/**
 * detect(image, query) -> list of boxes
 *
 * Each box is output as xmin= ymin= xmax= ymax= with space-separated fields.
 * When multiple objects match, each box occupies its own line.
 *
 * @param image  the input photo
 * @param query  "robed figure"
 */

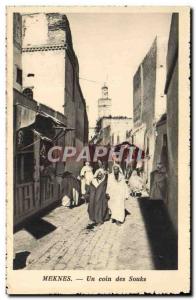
xmin=87 ymin=168 xmax=110 ymax=225
xmin=107 ymin=164 xmax=129 ymax=225
xmin=150 ymin=162 xmax=167 ymax=201
xmin=61 ymin=171 xmax=81 ymax=208
xmin=80 ymin=161 xmax=94 ymax=197
xmin=128 ymin=170 xmax=144 ymax=196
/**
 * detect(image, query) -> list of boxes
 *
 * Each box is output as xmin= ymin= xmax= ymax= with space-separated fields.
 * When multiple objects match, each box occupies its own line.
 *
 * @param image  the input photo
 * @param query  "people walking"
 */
xmin=80 ymin=161 xmax=94 ymax=201
xmin=106 ymin=164 xmax=129 ymax=225
xmin=61 ymin=171 xmax=81 ymax=208
xmin=128 ymin=170 xmax=144 ymax=197
xmin=87 ymin=168 xmax=110 ymax=226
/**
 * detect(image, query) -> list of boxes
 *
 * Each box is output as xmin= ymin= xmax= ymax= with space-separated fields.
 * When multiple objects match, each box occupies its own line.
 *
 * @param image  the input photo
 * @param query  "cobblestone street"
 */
xmin=14 ymin=196 xmax=177 ymax=270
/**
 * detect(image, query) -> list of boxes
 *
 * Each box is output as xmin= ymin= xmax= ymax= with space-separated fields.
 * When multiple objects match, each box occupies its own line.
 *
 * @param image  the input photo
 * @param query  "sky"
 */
xmin=67 ymin=13 xmax=172 ymax=128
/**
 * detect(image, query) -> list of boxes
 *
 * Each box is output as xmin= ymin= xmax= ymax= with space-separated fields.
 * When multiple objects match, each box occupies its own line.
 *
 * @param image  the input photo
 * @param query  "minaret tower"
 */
xmin=98 ymin=83 xmax=112 ymax=118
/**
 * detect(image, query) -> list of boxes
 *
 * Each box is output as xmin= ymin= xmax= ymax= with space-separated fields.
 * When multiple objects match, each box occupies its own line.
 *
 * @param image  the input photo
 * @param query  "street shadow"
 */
xmin=137 ymin=197 xmax=178 ymax=270
xmin=24 ymin=218 xmax=57 ymax=239
xmin=13 ymin=251 xmax=30 ymax=270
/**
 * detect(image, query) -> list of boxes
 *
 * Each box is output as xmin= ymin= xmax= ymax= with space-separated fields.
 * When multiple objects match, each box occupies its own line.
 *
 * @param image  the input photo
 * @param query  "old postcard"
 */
xmin=6 ymin=6 xmax=190 ymax=294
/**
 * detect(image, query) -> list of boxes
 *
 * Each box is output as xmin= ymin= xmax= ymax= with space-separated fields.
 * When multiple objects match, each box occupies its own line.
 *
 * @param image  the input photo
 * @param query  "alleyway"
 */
xmin=14 ymin=197 xmax=177 ymax=271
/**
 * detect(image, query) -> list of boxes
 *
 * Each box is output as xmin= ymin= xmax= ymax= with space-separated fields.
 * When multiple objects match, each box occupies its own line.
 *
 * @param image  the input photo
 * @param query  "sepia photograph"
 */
xmin=6 ymin=6 xmax=190 ymax=295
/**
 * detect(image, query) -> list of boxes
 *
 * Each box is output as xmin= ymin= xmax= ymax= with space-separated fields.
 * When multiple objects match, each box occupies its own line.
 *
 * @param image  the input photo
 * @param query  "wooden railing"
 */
xmin=14 ymin=180 xmax=62 ymax=226
xmin=14 ymin=182 xmax=35 ymax=224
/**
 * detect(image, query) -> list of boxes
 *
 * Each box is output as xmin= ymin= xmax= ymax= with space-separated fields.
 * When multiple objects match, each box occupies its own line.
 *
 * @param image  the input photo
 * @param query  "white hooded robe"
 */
xmin=106 ymin=172 xmax=129 ymax=223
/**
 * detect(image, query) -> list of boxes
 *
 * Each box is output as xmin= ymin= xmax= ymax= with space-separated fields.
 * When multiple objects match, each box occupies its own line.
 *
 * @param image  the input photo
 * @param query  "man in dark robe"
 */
xmin=87 ymin=168 xmax=110 ymax=225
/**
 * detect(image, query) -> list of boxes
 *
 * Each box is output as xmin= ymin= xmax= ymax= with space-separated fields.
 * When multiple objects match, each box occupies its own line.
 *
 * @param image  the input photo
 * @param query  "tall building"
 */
xmin=94 ymin=116 xmax=132 ymax=146
xmin=98 ymin=84 xmax=112 ymax=118
xmin=164 ymin=13 xmax=178 ymax=232
xmin=132 ymin=36 xmax=168 ymax=186
xmin=21 ymin=13 xmax=88 ymax=174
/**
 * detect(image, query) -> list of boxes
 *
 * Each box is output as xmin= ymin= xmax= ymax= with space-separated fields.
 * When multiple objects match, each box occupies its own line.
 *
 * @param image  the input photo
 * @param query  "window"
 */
xmin=16 ymin=67 xmax=22 ymax=85
xmin=27 ymin=73 xmax=35 ymax=77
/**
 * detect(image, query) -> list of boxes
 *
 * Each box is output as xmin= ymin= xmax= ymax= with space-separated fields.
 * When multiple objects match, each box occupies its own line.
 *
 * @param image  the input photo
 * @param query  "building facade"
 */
xmin=13 ymin=13 xmax=89 ymax=226
xmin=20 ymin=13 xmax=88 ymax=175
xmin=95 ymin=116 xmax=133 ymax=146
xmin=132 ymin=37 xmax=168 ymax=187
xmin=132 ymin=15 xmax=179 ymax=233
xmin=164 ymin=14 xmax=178 ymax=233
xmin=14 ymin=88 xmax=69 ymax=227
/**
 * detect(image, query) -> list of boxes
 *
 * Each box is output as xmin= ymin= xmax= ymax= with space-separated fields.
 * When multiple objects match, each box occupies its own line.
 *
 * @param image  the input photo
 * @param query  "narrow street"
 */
xmin=8 ymin=9 xmax=190 ymax=296
xmin=14 ymin=197 xmax=177 ymax=271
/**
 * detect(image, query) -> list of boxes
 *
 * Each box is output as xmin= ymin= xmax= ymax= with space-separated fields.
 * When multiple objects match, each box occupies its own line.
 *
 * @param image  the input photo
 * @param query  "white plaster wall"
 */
xmin=22 ymin=50 xmax=65 ymax=113
xmin=101 ymin=118 xmax=133 ymax=145
xmin=110 ymin=119 xmax=133 ymax=144
xmin=22 ymin=14 xmax=49 ymax=47
xmin=132 ymin=124 xmax=146 ymax=150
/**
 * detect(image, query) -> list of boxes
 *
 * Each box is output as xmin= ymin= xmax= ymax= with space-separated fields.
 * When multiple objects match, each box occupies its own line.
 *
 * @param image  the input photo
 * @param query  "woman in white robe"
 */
xmin=128 ymin=170 xmax=144 ymax=195
xmin=106 ymin=164 xmax=129 ymax=224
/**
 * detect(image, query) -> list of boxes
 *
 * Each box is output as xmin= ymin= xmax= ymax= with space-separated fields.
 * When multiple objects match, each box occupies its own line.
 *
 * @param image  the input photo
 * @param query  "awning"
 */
xmin=37 ymin=111 xmax=67 ymax=128
xmin=16 ymin=111 xmax=74 ymax=151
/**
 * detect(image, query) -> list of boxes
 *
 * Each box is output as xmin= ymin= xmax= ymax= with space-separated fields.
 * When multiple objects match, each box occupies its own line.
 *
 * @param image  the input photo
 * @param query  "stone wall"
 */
xmin=142 ymin=39 xmax=157 ymax=129
xmin=165 ymin=14 xmax=178 ymax=233
xmin=133 ymin=66 xmax=142 ymax=127
xmin=22 ymin=13 xmax=67 ymax=48
xmin=132 ymin=37 xmax=167 ymax=186
xmin=167 ymin=61 xmax=178 ymax=232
